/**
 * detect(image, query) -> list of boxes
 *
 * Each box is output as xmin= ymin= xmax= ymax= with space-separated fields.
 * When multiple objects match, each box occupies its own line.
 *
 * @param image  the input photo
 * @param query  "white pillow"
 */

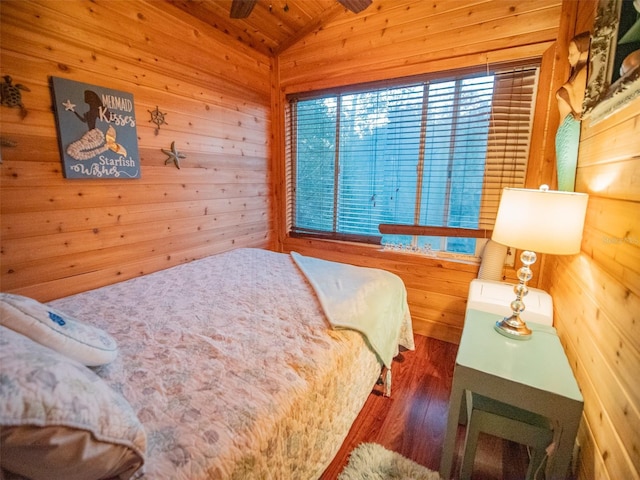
xmin=0 ymin=293 xmax=118 ymax=366
xmin=0 ymin=326 xmax=145 ymax=480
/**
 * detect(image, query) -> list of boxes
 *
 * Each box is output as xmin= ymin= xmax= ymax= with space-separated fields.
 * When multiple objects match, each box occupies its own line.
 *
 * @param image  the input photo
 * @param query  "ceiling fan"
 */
xmin=230 ymin=0 xmax=372 ymax=19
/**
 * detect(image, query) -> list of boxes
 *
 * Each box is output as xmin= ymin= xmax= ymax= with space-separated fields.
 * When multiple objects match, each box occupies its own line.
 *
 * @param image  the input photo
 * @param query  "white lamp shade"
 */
xmin=492 ymin=187 xmax=588 ymax=255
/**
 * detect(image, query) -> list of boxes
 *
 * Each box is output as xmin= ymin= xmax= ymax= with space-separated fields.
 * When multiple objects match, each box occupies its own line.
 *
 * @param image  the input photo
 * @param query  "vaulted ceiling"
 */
xmin=166 ymin=0 xmax=373 ymax=57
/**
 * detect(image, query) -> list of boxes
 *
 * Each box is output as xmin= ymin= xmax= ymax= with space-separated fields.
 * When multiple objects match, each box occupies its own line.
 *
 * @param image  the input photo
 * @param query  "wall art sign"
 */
xmin=51 ymin=77 xmax=140 ymax=179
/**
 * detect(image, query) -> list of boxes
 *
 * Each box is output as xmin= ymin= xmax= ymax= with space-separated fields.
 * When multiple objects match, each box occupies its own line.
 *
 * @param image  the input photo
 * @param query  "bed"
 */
xmin=0 ymin=248 xmax=414 ymax=479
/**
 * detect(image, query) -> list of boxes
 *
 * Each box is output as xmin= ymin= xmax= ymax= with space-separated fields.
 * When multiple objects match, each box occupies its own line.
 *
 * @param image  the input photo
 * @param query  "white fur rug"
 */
xmin=337 ymin=443 xmax=441 ymax=480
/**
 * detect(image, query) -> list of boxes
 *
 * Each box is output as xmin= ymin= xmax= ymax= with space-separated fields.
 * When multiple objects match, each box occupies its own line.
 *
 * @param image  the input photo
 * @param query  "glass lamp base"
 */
xmin=494 ymin=315 xmax=532 ymax=340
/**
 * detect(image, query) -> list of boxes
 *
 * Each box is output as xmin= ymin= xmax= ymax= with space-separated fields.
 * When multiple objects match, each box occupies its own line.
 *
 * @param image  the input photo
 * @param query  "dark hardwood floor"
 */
xmin=320 ymin=334 xmax=529 ymax=480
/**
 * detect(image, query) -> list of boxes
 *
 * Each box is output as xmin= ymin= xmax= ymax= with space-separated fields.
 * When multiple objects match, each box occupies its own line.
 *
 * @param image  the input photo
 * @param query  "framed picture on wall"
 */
xmin=50 ymin=77 xmax=141 ymax=179
xmin=582 ymin=0 xmax=640 ymax=123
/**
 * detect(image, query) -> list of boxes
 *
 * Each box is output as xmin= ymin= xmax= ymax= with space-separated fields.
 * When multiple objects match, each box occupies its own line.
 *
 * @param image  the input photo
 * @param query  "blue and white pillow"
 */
xmin=0 ymin=293 xmax=118 ymax=366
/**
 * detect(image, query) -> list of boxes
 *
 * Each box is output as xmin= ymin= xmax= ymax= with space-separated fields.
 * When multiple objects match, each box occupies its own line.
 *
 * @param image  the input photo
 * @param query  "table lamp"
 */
xmin=491 ymin=185 xmax=588 ymax=339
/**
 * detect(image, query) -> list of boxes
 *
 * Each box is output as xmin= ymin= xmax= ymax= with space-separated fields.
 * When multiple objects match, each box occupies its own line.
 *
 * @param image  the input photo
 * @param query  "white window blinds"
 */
xmin=286 ymin=64 xmax=539 ymax=254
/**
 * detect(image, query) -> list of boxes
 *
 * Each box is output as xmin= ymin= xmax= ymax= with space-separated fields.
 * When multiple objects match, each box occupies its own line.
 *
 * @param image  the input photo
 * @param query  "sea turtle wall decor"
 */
xmin=148 ymin=105 xmax=167 ymax=136
xmin=162 ymin=141 xmax=186 ymax=169
xmin=1 ymin=75 xmax=30 ymax=118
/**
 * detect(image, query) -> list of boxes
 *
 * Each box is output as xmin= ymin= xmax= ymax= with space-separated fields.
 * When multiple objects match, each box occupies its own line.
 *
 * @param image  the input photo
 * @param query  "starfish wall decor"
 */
xmin=162 ymin=141 xmax=186 ymax=169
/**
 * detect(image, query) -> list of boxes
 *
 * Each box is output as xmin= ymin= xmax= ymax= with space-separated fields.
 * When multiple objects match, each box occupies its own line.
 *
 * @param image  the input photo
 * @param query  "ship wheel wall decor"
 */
xmin=148 ymin=106 xmax=167 ymax=135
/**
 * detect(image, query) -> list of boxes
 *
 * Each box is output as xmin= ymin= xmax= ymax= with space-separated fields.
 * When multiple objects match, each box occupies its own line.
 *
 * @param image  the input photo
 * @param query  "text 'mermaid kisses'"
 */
xmin=100 ymin=94 xmax=135 ymax=127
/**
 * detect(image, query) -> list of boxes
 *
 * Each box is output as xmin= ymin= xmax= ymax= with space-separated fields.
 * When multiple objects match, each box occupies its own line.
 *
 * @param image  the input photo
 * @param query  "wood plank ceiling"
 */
xmin=166 ymin=0 xmax=372 ymax=56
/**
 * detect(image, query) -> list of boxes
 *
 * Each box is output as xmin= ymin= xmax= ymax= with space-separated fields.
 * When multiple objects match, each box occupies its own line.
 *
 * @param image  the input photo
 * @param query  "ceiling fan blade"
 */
xmin=337 ymin=0 xmax=372 ymax=13
xmin=230 ymin=0 xmax=258 ymax=19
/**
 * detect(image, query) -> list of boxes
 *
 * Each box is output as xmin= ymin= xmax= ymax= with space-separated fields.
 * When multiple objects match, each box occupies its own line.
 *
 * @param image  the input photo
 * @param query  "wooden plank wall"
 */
xmin=273 ymin=0 xmax=563 ymax=343
xmin=540 ymin=1 xmax=640 ymax=476
xmin=0 ymin=0 xmax=273 ymax=302
xmin=545 ymin=100 xmax=640 ymax=480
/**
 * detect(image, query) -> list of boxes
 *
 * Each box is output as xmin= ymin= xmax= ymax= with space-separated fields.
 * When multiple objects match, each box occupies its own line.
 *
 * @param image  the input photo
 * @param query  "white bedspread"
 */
xmin=46 ymin=248 xmax=414 ymax=479
xmin=290 ymin=251 xmax=414 ymax=369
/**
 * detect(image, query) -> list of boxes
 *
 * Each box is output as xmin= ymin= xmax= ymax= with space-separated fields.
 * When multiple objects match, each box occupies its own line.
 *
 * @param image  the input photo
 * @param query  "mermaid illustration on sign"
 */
xmin=65 ymin=89 xmax=127 ymax=161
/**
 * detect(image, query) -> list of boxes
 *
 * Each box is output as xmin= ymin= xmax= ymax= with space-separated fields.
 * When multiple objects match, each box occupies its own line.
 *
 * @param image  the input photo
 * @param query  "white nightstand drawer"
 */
xmin=467 ymin=278 xmax=553 ymax=326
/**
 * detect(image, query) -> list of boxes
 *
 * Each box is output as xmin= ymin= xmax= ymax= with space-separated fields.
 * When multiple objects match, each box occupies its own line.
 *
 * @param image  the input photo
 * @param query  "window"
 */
xmin=286 ymin=65 xmax=539 ymax=256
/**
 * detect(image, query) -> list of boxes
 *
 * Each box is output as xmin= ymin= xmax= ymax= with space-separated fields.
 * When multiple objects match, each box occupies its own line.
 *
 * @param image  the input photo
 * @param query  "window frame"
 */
xmin=284 ymin=61 xmax=540 ymax=259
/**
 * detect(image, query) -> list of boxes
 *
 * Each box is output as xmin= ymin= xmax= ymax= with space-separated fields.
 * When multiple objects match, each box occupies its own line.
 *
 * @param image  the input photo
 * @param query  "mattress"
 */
xmin=48 ymin=248 xmax=414 ymax=479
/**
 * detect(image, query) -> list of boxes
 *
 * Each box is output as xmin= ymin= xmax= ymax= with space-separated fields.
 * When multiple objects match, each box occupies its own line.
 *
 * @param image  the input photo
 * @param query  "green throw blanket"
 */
xmin=291 ymin=252 xmax=411 ymax=394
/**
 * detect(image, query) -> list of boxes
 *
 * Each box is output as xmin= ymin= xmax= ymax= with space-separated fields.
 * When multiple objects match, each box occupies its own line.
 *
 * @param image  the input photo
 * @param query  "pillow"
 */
xmin=0 ymin=326 xmax=146 ymax=480
xmin=0 ymin=292 xmax=117 ymax=366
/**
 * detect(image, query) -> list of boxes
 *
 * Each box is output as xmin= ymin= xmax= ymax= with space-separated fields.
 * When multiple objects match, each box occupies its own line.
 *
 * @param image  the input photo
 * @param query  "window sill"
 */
xmin=282 ymin=235 xmax=481 ymax=269
xmin=381 ymin=245 xmax=481 ymax=265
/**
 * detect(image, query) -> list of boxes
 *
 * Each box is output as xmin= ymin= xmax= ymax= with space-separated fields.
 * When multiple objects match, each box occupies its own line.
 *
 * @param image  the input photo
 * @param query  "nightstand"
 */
xmin=439 ymin=309 xmax=583 ymax=480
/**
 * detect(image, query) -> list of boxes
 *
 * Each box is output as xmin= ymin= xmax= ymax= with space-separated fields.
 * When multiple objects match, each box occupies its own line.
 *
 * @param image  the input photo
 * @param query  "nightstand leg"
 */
xmin=440 ymin=371 xmax=464 ymax=480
